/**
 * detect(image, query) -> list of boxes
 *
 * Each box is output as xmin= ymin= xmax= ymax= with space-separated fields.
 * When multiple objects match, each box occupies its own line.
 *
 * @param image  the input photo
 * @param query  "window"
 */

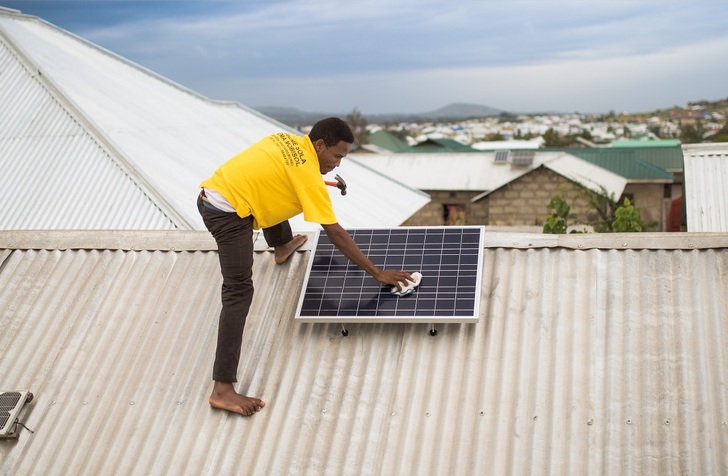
xmin=443 ymin=204 xmax=466 ymax=226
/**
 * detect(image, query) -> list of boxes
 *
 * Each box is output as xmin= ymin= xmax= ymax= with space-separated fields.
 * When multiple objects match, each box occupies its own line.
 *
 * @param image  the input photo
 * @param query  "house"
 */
xmin=354 ymin=144 xmax=684 ymax=231
xmin=408 ymin=137 xmax=476 ymax=153
xmin=362 ymin=130 xmax=411 ymax=154
xmin=0 ymin=7 xmax=429 ymax=231
xmin=548 ymin=146 xmax=684 ymax=231
xmin=353 ymin=151 xmax=630 ymax=228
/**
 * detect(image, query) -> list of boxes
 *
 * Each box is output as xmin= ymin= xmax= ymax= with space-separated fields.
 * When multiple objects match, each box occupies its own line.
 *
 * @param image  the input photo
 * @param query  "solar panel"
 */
xmin=295 ymin=226 xmax=484 ymax=324
xmin=0 ymin=390 xmax=33 ymax=439
xmin=494 ymin=149 xmax=509 ymax=163
xmin=510 ymin=150 xmax=535 ymax=166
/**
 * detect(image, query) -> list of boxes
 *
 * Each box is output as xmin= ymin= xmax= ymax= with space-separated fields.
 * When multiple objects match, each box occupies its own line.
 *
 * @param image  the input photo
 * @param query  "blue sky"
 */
xmin=3 ymin=0 xmax=728 ymax=115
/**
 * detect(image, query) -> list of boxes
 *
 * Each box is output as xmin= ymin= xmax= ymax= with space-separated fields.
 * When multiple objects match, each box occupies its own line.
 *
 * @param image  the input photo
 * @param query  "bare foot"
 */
xmin=209 ymin=381 xmax=265 ymax=416
xmin=274 ymin=234 xmax=308 ymax=264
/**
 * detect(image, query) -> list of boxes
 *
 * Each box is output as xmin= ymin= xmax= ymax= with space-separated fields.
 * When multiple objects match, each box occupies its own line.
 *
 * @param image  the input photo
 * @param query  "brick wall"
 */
xmin=623 ymin=183 xmax=667 ymax=231
xmin=402 ymin=191 xmax=488 ymax=226
xmin=487 ymin=167 xmax=591 ymax=227
xmin=401 ymin=166 xmax=667 ymax=230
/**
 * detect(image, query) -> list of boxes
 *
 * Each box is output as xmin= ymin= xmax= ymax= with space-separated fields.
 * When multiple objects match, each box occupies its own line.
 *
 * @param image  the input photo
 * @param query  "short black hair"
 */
xmin=309 ymin=117 xmax=354 ymax=147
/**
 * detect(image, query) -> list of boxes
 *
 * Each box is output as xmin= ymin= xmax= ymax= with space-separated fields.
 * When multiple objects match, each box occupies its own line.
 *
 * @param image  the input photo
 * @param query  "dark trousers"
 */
xmin=197 ymin=193 xmax=292 ymax=382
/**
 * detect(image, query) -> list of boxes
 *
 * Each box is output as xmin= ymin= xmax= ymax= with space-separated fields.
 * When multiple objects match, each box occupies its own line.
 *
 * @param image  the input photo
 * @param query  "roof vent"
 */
xmin=510 ymin=150 xmax=535 ymax=167
xmin=493 ymin=150 xmax=509 ymax=164
xmin=0 ymin=390 xmax=34 ymax=439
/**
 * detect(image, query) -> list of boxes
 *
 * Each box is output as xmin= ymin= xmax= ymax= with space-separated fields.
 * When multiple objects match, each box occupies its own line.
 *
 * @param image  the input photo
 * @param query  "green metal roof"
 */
xmin=365 ymin=130 xmax=411 ymax=153
xmin=548 ymin=147 xmax=676 ymax=181
xmin=608 ymin=141 xmax=685 ymax=169
xmin=408 ymin=138 xmax=476 ymax=153
xmin=611 ymin=139 xmax=681 ymax=148
xmin=626 ymin=146 xmax=684 ymax=171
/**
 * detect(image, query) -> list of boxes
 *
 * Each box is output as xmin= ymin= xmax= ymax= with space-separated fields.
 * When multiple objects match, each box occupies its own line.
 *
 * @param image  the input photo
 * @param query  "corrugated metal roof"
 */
xmin=0 ymin=9 xmax=429 ymax=232
xmin=2 ymin=229 xmax=727 ymax=475
xmin=354 ymin=152 xmax=627 ymax=200
xmin=0 ymin=25 xmax=177 ymax=230
xmin=611 ymin=139 xmax=681 ymax=149
xmin=540 ymin=153 xmax=628 ymax=198
xmin=683 ymin=143 xmax=728 ymax=232
xmin=547 ymin=148 xmax=677 ymax=181
xmin=408 ymin=138 xmax=476 ymax=153
xmin=365 ymin=130 xmax=412 ymax=153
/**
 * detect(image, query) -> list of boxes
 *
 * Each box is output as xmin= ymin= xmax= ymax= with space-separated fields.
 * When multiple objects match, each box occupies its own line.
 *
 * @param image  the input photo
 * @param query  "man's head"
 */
xmin=309 ymin=117 xmax=354 ymax=147
xmin=309 ymin=117 xmax=354 ymax=175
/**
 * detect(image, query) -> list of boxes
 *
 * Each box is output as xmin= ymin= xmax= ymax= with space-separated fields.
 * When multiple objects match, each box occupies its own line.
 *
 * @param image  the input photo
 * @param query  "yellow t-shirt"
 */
xmin=200 ymin=133 xmax=337 ymax=229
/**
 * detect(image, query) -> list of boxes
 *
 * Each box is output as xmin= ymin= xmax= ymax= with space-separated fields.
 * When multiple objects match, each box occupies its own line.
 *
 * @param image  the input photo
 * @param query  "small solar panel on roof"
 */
xmin=295 ymin=227 xmax=484 ymax=324
xmin=510 ymin=150 xmax=535 ymax=166
xmin=0 ymin=390 xmax=33 ymax=439
xmin=494 ymin=150 xmax=509 ymax=163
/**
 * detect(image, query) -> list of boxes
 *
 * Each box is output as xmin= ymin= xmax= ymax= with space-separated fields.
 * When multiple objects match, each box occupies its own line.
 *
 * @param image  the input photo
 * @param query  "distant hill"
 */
xmin=425 ymin=102 xmax=503 ymax=119
xmin=255 ymin=102 xmax=506 ymax=127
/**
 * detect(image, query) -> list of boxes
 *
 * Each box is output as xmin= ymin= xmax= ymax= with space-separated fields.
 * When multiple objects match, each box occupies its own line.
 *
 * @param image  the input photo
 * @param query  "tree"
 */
xmin=543 ymin=187 xmax=652 ymax=234
xmin=346 ymin=107 xmax=368 ymax=145
xmin=611 ymin=197 xmax=643 ymax=232
xmin=542 ymin=128 xmax=568 ymax=147
xmin=542 ymin=194 xmax=577 ymax=234
xmin=711 ymin=124 xmax=728 ymax=142
xmin=679 ymin=120 xmax=706 ymax=144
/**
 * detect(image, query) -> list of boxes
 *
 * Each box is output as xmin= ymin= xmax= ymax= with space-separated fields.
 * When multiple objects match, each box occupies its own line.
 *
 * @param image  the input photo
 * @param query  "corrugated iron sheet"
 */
xmin=354 ymin=152 xmax=627 ymax=200
xmin=683 ymin=143 xmax=728 ymax=232
xmin=0 ymin=11 xmax=429 ymax=232
xmin=2 ymin=230 xmax=727 ymax=475
xmin=0 ymin=32 xmax=176 ymax=230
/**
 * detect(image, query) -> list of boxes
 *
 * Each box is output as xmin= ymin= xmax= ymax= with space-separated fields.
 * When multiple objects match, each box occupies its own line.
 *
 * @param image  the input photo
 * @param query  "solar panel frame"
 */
xmin=294 ymin=226 xmax=485 ymax=324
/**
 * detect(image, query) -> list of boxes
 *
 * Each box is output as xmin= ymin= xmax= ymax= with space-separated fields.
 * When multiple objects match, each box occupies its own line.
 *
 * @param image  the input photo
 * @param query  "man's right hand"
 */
xmin=373 ymin=269 xmax=415 ymax=292
xmin=322 ymin=223 xmax=414 ymax=291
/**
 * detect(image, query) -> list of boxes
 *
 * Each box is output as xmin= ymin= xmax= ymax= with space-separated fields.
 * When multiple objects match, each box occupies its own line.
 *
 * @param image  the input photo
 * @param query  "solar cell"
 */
xmin=295 ymin=227 xmax=484 ymax=324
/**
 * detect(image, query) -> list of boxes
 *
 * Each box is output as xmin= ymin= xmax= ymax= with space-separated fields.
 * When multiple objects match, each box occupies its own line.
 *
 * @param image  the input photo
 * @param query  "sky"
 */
xmin=2 ymin=0 xmax=728 ymax=115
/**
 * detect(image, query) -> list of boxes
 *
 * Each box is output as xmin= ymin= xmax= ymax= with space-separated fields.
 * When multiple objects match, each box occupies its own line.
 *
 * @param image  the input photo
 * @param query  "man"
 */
xmin=197 ymin=117 xmax=413 ymax=416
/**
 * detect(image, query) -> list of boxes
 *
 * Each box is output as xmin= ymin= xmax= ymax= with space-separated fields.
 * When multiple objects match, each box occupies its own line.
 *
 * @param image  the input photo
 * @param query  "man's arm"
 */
xmin=321 ymin=223 xmax=413 ymax=290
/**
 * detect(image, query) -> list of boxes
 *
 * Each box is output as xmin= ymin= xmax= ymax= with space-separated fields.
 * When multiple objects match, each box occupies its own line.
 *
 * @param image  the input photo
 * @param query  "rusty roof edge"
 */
xmin=2 ymin=230 xmax=727 ymax=252
xmin=484 ymin=231 xmax=728 ymax=250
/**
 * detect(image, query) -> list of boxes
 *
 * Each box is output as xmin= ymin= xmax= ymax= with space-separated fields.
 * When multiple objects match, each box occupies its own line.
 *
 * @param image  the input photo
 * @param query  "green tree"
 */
xmin=543 ymin=188 xmax=652 ymax=234
xmin=542 ymin=128 xmax=568 ymax=147
xmin=543 ymin=195 xmax=577 ymax=234
xmin=611 ymin=197 xmax=643 ymax=232
xmin=711 ymin=124 xmax=728 ymax=142
xmin=679 ymin=120 xmax=706 ymax=144
xmin=346 ymin=107 xmax=368 ymax=145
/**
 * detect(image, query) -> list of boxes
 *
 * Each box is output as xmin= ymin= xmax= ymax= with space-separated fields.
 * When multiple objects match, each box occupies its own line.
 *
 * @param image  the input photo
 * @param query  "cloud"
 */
xmin=79 ymin=1 xmax=728 ymax=76
xmin=13 ymin=0 xmax=728 ymax=113
xmin=213 ymin=34 xmax=728 ymax=114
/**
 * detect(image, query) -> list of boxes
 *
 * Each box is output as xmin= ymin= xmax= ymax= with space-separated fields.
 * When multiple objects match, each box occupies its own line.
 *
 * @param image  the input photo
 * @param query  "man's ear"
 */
xmin=313 ymin=139 xmax=326 ymax=154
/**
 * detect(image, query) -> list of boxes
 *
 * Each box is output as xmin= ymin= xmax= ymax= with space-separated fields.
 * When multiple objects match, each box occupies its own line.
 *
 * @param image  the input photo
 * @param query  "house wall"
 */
xmin=402 ymin=191 xmax=487 ymax=226
xmin=623 ymin=183 xmax=668 ymax=231
xmin=487 ymin=167 xmax=590 ymax=227
xmin=402 ymin=167 xmax=668 ymax=231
